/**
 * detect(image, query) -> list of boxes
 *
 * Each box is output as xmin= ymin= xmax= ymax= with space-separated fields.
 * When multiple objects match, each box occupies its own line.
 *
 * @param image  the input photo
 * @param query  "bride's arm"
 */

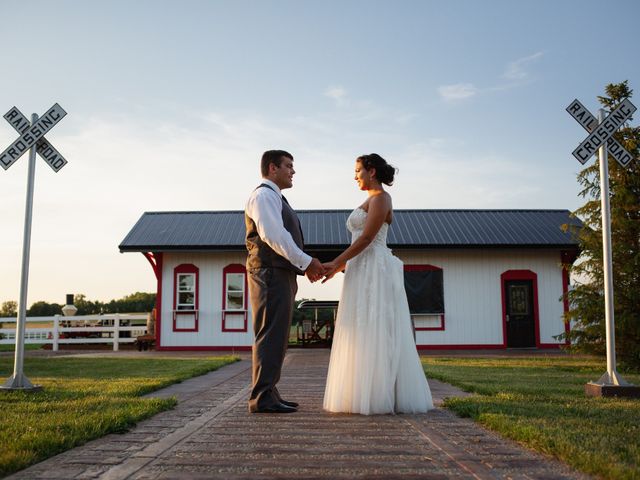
xmin=322 ymin=194 xmax=391 ymax=282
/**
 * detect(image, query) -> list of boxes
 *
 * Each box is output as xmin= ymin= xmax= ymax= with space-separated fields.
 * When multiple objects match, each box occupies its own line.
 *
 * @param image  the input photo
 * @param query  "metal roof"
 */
xmin=119 ymin=209 xmax=581 ymax=252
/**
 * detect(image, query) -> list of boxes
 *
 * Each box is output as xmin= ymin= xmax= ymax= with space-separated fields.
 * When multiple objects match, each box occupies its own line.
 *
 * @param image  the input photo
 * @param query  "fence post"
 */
xmin=53 ymin=315 xmax=59 ymax=351
xmin=113 ymin=314 xmax=120 ymax=352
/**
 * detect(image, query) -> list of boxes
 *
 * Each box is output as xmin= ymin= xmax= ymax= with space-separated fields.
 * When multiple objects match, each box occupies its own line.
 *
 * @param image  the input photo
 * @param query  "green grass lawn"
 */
xmin=0 ymin=355 xmax=238 ymax=477
xmin=422 ymin=356 xmax=640 ymax=480
xmin=0 ymin=344 xmax=45 ymax=352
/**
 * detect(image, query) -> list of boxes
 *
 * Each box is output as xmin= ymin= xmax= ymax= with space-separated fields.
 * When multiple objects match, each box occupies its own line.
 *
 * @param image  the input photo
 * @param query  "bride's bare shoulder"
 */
xmin=371 ymin=191 xmax=392 ymax=206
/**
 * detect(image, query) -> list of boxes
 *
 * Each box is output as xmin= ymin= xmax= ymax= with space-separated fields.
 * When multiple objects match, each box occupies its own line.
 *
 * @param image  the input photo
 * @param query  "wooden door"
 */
xmin=505 ymin=280 xmax=535 ymax=348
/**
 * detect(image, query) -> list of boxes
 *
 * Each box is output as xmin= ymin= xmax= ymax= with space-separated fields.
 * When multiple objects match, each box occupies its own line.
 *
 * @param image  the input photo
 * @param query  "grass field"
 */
xmin=0 ymin=355 xmax=238 ymax=477
xmin=0 ymin=344 xmax=44 ymax=352
xmin=422 ymin=356 xmax=640 ymax=480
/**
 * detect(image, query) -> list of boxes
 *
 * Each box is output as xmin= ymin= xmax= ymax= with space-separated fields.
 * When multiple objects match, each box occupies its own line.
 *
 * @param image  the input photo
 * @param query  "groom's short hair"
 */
xmin=261 ymin=150 xmax=293 ymax=177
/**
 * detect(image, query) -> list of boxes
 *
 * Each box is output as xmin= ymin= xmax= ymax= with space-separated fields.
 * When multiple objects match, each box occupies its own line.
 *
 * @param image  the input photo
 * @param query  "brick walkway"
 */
xmin=8 ymin=350 xmax=589 ymax=479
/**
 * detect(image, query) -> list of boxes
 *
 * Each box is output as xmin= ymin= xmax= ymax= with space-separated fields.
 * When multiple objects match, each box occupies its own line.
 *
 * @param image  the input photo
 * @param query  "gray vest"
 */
xmin=245 ymin=184 xmax=305 ymax=275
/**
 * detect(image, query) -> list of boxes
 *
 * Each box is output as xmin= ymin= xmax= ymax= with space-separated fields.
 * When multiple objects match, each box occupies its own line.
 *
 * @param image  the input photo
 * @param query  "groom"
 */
xmin=245 ymin=150 xmax=325 ymax=413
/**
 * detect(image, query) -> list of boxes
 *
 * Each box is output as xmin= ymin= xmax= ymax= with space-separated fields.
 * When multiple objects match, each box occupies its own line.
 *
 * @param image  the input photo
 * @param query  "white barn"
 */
xmin=119 ymin=209 xmax=580 ymax=351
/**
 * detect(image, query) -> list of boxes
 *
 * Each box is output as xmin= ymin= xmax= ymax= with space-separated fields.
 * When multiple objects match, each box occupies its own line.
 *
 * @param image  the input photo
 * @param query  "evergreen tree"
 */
xmin=562 ymin=81 xmax=640 ymax=368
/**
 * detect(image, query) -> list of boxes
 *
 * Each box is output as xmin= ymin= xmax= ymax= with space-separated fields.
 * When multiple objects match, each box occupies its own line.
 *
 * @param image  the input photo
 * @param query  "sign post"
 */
xmin=567 ymin=98 xmax=640 ymax=398
xmin=1 ymin=104 xmax=68 ymax=391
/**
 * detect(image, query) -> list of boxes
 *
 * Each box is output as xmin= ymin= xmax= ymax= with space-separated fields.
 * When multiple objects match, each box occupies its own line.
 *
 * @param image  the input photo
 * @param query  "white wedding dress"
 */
xmin=323 ymin=207 xmax=433 ymax=414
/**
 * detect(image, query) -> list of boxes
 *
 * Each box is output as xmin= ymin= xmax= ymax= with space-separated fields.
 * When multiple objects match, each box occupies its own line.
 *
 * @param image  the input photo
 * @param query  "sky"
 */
xmin=1 ymin=0 xmax=638 ymax=307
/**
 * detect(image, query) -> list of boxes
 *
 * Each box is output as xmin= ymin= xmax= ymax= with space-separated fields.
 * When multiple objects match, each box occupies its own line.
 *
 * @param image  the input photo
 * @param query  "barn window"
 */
xmin=177 ymin=274 xmax=196 ymax=310
xmin=173 ymin=264 xmax=199 ymax=331
xmin=222 ymin=264 xmax=248 ymax=332
xmin=404 ymin=264 xmax=445 ymax=331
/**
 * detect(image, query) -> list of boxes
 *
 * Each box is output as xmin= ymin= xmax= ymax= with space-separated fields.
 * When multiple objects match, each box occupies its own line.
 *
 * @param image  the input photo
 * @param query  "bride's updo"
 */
xmin=357 ymin=153 xmax=397 ymax=186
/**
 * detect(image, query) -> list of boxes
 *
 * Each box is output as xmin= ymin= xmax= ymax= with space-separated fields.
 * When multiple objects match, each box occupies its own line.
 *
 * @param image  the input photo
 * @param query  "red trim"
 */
xmin=156 ymin=345 xmax=252 ymax=351
xmin=416 ymin=343 xmax=563 ymax=350
xmin=413 ymin=314 xmax=445 ymax=331
xmin=221 ymin=264 xmax=248 ymax=332
xmin=142 ymin=252 xmax=163 ymax=348
xmin=142 ymin=252 xmax=160 ymax=280
xmin=173 ymin=264 xmax=199 ymax=332
xmin=404 ymin=264 xmax=445 ymax=331
xmin=560 ymin=251 xmax=574 ymax=344
xmin=173 ymin=310 xmax=199 ymax=332
xmin=416 ymin=344 xmax=505 ymax=350
xmin=500 ymin=270 xmax=540 ymax=348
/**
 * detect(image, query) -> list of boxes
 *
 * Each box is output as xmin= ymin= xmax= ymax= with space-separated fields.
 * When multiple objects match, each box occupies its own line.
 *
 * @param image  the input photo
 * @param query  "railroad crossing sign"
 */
xmin=566 ymin=97 xmax=638 ymax=395
xmin=1 ymin=103 xmax=67 ymax=172
xmin=567 ymin=98 xmax=636 ymax=166
xmin=1 ymin=103 xmax=68 ymax=391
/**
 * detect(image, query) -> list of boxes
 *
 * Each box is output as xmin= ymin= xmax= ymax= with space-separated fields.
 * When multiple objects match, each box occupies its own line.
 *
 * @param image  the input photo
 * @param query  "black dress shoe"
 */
xmin=252 ymin=403 xmax=297 ymax=413
xmin=279 ymin=399 xmax=299 ymax=408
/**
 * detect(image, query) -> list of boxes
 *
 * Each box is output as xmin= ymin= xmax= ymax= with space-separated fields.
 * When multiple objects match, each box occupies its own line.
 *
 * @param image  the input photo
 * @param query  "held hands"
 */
xmin=305 ymin=258 xmax=326 ymax=283
xmin=321 ymin=261 xmax=345 ymax=283
xmin=304 ymin=258 xmax=345 ymax=283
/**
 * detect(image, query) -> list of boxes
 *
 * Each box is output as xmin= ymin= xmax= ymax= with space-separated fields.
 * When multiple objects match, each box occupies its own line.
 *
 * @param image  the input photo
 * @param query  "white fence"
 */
xmin=0 ymin=314 xmax=148 ymax=351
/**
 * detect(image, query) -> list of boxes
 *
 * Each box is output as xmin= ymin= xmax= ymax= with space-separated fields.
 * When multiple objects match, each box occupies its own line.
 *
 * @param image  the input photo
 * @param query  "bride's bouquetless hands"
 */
xmin=321 ymin=261 xmax=344 ymax=283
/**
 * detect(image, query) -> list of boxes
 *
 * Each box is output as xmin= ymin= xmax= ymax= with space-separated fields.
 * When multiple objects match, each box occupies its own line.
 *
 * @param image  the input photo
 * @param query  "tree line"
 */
xmin=0 ymin=294 xmax=329 ymax=321
xmin=0 ymin=292 xmax=156 ymax=317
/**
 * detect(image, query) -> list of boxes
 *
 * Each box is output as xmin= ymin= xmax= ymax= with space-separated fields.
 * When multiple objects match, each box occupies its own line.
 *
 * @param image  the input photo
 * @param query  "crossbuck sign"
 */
xmin=1 ymin=103 xmax=68 ymax=391
xmin=566 ymin=97 xmax=637 ymax=393
xmin=567 ymin=98 xmax=636 ymax=166
xmin=1 ymin=103 xmax=67 ymax=172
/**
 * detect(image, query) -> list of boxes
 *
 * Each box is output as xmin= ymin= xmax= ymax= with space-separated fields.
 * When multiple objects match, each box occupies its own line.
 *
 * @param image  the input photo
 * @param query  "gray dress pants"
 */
xmin=247 ymin=267 xmax=298 ymax=411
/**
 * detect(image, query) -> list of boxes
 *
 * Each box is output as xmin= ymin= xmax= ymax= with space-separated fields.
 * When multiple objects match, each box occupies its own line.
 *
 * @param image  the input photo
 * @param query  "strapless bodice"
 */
xmin=347 ymin=207 xmax=389 ymax=247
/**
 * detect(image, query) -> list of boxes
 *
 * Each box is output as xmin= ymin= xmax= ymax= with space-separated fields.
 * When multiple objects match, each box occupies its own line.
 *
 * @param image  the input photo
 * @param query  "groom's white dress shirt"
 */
xmin=245 ymin=179 xmax=312 ymax=272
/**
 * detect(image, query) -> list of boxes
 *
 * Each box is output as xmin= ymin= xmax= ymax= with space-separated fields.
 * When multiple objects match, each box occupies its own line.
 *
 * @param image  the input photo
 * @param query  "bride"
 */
xmin=322 ymin=153 xmax=433 ymax=415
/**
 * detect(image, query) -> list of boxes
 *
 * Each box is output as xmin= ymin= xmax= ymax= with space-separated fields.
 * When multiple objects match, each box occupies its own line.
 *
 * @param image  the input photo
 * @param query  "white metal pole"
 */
xmin=597 ymin=108 xmax=628 ymax=386
xmin=2 ymin=114 xmax=40 ymax=390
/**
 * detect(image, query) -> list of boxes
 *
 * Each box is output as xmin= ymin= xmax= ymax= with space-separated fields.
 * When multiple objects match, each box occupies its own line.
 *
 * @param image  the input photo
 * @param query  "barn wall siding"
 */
xmin=160 ymin=252 xmax=253 ymax=348
xmin=395 ymin=249 xmax=565 ymax=347
xmin=158 ymin=248 xmax=566 ymax=349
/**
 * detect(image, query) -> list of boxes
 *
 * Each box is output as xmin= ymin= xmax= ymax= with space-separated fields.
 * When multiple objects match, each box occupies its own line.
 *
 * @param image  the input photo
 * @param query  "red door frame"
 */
xmin=500 ymin=270 xmax=540 ymax=348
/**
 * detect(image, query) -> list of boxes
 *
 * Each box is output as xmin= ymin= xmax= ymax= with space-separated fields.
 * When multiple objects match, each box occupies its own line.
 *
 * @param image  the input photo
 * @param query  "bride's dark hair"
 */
xmin=357 ymin=153 xmax=397 ymax=186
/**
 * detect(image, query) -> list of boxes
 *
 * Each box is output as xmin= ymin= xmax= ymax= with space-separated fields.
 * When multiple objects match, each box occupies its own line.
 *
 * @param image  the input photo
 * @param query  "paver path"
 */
xmin=9 ymin=349 xmax=588 ymax=479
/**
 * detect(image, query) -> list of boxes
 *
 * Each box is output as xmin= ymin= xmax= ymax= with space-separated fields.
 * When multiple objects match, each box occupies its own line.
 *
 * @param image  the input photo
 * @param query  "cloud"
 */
xmin=437 ymin=83 xmax=479 ymax=102
xmin=324 ymin=85 xmax=348 ymax=106
xmin=438 ymin=52 xmax=544 ymax=102
xmin=503 ymin=52 xmax=543 ymax=81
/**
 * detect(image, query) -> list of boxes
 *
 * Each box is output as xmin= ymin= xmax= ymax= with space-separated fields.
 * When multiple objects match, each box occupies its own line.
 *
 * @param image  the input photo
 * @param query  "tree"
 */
xmin=0 ymin=301 xmax=17 ymax=318
xmin=72 ymin=292 xmax=156 ymax=314
xmin=1 ymin=293 xmax=158 ymax=317
xmin=26 ymin=301 xmax=62 ymax=316
xmin=561 ymin=81 xmax=640 ymax=368
xmin=72 ymin=294 xmax=103 ymax=315
xmin=108 ymin=292 xmax=156 ymax=313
